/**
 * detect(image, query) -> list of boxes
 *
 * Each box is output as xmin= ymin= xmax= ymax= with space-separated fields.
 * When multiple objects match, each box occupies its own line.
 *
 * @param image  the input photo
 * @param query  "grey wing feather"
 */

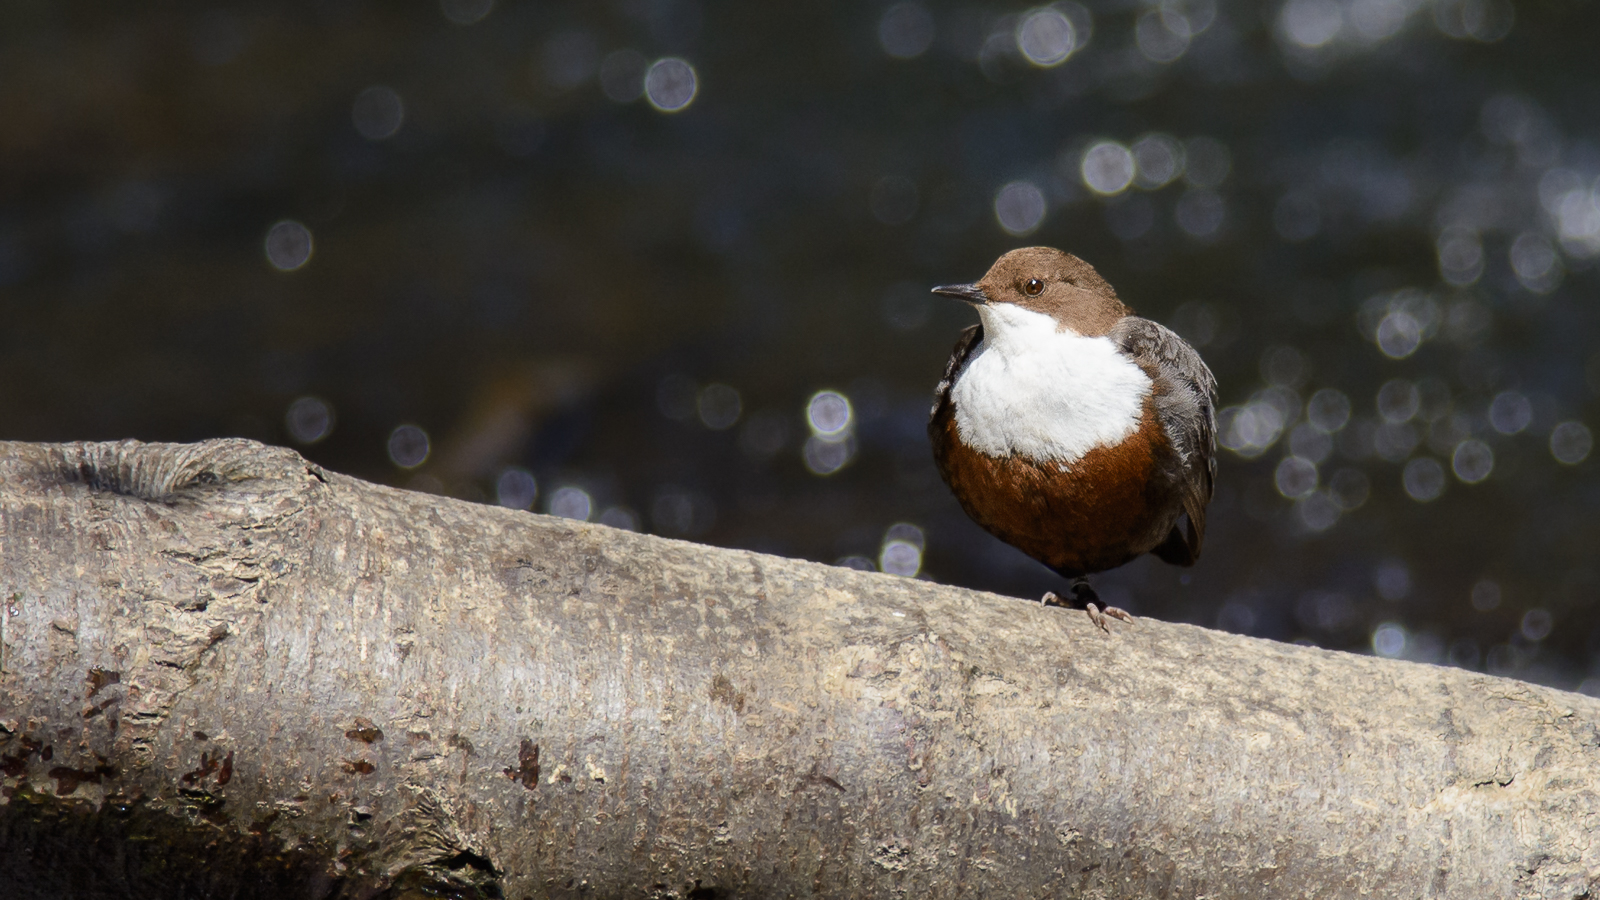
xmin=1108 ymin=316 xmax=1217 ymax=561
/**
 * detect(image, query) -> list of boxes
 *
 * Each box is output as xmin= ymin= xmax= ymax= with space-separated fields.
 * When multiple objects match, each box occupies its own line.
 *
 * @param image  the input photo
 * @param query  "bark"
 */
xmin=1 ymin=438 xmax=1597 ymax=900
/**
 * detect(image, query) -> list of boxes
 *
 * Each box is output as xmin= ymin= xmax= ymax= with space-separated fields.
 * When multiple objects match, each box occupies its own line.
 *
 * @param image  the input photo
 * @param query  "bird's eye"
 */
xmin=1023 ymin=278 xmax=1044 ymax=296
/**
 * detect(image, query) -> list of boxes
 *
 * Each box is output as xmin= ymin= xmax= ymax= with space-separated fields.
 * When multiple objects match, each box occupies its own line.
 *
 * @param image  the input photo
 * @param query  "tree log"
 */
xmin=1 ymin=439 xmax=1597 ymax=899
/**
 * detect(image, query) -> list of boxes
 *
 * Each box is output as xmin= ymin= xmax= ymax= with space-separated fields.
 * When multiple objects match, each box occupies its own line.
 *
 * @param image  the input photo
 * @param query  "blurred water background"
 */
xmin=3 ymin=0 xmax=1598 ymax=689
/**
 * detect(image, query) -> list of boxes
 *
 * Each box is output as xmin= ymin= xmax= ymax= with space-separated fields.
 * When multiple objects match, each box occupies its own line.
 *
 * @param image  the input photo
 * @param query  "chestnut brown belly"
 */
xmin=932 ymin=405 xmax=1180 ymax=577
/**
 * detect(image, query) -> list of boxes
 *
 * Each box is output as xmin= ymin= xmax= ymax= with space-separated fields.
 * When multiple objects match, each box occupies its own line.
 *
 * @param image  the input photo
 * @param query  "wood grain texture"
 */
xmin=1 ymin=439 xmax=1598 ymax=899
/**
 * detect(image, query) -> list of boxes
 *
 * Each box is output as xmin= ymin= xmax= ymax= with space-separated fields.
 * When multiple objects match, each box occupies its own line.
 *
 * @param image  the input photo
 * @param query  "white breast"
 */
xmin=949 ymin=303 xmax=1151 ymax=464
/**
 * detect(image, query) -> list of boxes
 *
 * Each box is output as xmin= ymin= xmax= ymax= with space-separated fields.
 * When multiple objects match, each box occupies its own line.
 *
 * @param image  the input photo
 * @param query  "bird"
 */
xmin=927 ymin=246 xmax=1217 ymax=632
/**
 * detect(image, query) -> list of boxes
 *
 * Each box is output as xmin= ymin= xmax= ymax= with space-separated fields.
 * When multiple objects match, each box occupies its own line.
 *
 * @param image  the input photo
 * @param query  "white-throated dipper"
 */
xmin=928 ymin=247 xmax=1217 ymax=631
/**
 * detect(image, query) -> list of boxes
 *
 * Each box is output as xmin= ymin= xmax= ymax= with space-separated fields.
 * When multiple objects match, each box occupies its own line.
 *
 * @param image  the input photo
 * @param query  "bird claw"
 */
xmin=1042 ymin=584 xmax=1135 ymax=633
xmin=1084 ymin=602 xmax=1136 ymax=633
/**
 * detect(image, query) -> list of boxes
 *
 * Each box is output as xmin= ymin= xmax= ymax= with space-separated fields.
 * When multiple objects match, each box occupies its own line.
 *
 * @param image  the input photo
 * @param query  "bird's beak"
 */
xmin=931 ymin=283 xmax=990 ymax=305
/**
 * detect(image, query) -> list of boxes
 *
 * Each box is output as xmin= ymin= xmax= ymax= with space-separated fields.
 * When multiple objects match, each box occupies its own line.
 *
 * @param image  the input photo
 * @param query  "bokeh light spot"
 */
xmin=599 ymin=506 xmax=640 ymax=531
xmin=1436 ymin=228 xmax=1483 ymax=286
xmin=1329 ymin=468 xmax=1370 ymax=510
xmin=1281 ymin=0 xmax=1345 ymax=48
xmin=1372 ymin=622 xmax=1407 ymax=657
xmin=879 ymin=522 xmax=926 ymax=576
xmin=1081 ymin=142 xmax=1135 ymax=196
xmin=1131 ymin=133 xmax=1184 ymax=189
xmin=352 ymin=86 xmax=404 ymax=141
xmin=285 ymin=396 xmax=334 ymax=444
xmin=1296 ymin=491 xmax=1341 ymax=530
xmin=651 ymin=486 xmax=715 ymax=536
xmin=387 ymin=425 xmax=430 ymax=469
xmin=645 ymin=58 xmax=698 ymax=112
xmin=1550 ymin=421 xmax=1593 ymax=464
xmin=994 ymin=181 xmax=1047 ymax=235
xmin=495 ymin=467 xmax=537 ymax=509
xmin=1219 ymin=400 xmax=1286 ymax=458
xmin=1016 ymin=8 xmax=1076 ymax=66
xmin=549 ymin=486 xmax=593 ymax=521
xmin=1520 ymin=608 xmax=1553 ymax=642
xmin=1435 ymin=0 xmax=1514 ymax=42
xmin=1375 ymin=559 xmax=1411 ymax=600
xmin=1402 ymin=457 xmax=1446 ymax=501
xmin=1485 ymin=644 xmax=1520 ymax=675
xmin=1363 ymin=289 xmax=1440 ymax=359
xmin=1451 ymin=439 xmax=1494 ymax=483
xmin=803 ymin=435 xmax=856 ymax=475
xmin=884 ymin=521 xmax=925 ymax=551
xmin=1307 ymin=389 xmax=1352 ymax=433
xmin=1488 ymin=391 xmax=1532 ymax=435
xmin=804 ymin=390 xmax=857 ymax=475
xmin=264 ymin=220 xmax=313 ymax=271
xmin=1377 ymin=379 xmax=1420 ymax=424
xmin=879 ymin=3 xmax=936 ymax=60
xmin=1552 ymin=182 xmax=1600 ymax=258
xmin=1217 ymin=601 xmax=1257 ymax=634
xmin=1375 ymin=310 xmax=1423 ymax=359
xmin=807 ymin=391 xmax=853 ymax=436
xmin=1136 ymin=9 xmax=1191 ymax=63
xmin=1289 ymin=422 xmax=1334 ymax=463
xmin=1509 ymin=232 xmax=1562 ymax=293
xmin=1275 ymin=456 xmax=1319 ymax=499
xmin=697 ymin=383 xmax=742 ymax=430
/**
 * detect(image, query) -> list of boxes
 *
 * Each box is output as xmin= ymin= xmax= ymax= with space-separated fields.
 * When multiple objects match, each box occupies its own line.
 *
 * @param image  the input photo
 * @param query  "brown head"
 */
xmin=931 ymin=247 xmax=1130 ymax=336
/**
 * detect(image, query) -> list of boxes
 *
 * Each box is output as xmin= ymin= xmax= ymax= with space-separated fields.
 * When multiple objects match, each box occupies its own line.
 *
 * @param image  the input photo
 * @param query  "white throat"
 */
xmin=950 ymin=303 xmax=1150 ymax=464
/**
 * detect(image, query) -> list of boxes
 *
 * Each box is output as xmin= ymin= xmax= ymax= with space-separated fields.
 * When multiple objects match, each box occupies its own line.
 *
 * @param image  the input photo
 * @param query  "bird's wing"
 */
xmin=929 ymin=323 xmax=984 ymax=422
xmin=1108 ymin=316 xmax=1217 ymax=561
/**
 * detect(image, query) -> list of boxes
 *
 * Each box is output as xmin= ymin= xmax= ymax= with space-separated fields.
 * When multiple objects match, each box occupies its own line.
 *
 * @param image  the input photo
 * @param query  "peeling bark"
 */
xmin=1 ymin=439 xmax=1597 ymax=899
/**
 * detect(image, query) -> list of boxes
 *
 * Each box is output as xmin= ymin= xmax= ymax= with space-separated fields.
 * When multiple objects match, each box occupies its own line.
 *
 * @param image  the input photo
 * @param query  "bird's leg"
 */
xmin=1068 ymin=578 xmax=1135 ymax=633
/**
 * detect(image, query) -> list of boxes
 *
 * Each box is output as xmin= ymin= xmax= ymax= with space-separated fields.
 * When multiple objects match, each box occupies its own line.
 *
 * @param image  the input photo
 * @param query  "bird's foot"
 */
xmin=1084 ymin=602 xmax=1136 ymax=634
xmin=1038 ymin=582 xmax=1135 ymax=632
xmin=1069 ymin=579 xmax=1135 ymax=634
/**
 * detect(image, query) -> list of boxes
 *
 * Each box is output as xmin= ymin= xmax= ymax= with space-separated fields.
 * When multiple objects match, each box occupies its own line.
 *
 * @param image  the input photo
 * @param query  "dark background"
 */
xmin=4 ymin=0 xmax=1597 ymax=688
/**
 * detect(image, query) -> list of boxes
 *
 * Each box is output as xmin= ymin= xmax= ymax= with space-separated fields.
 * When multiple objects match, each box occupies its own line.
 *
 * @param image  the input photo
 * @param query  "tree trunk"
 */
xmin=1 ymin=439 xmax=1596 ymax=899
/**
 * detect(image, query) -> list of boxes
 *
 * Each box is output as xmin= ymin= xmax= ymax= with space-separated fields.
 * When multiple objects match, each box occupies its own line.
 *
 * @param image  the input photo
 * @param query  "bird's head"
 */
xmin=932 ymin=247 xmax=1130 ymax=338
